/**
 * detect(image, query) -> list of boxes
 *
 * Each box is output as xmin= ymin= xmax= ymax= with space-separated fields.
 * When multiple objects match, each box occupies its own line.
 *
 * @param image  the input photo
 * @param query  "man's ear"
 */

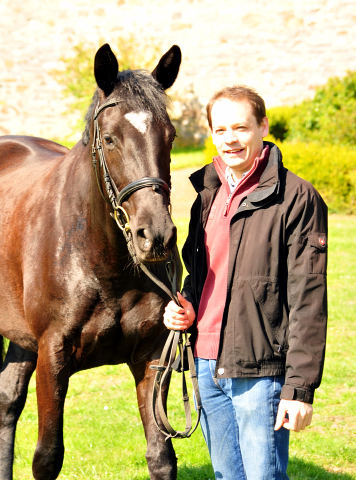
xmin=262 ymin=117 xmax=269 ymax=138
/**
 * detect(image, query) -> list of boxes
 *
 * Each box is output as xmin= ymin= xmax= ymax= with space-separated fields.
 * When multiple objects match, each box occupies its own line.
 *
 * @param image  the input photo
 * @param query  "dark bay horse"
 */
xmin=0 ymin=43 xmax=182 ymax=480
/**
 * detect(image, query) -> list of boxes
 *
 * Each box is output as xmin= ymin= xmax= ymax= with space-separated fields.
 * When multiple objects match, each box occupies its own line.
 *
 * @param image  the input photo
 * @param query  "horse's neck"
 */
xmin=61 ymin=142 xmax=125 ymax=255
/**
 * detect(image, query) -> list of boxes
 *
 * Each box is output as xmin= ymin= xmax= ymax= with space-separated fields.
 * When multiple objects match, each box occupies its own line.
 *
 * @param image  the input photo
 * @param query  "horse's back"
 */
xmin=0 ymin=135 xmax=69 ymax=171
xmin=0 ymin=137 xmax=71 ymax=350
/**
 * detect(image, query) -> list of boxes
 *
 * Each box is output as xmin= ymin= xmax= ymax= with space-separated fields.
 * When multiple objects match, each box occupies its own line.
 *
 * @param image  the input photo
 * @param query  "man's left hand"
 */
xmin=274 ymin=400 xmax=313 ymax=432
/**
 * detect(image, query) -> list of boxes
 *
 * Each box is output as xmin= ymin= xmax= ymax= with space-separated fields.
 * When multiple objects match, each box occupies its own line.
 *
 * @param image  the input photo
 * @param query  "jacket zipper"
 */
xmin=223 ymin=193 xmax=233 ymax=217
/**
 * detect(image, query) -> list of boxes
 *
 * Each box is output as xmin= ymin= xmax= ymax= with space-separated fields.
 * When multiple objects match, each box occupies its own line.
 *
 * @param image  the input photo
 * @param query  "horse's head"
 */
xmin=87 ymin=43 xmax=181 ymax=264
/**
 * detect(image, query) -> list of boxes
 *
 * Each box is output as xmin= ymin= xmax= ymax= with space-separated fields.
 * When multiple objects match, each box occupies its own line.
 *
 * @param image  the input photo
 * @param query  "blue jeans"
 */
xmin=195 ymin=358 xmax=289 ymax=480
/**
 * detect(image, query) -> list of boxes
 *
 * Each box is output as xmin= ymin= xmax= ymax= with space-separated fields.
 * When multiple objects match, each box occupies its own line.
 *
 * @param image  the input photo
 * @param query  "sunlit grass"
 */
xmin=171 ymin=147 xmax=205 ymax=170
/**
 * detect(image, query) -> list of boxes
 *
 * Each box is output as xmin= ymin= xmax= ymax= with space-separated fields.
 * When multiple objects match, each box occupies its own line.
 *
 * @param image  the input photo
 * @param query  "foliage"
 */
xmin=203 ymin=136 xmax=356 ymax=214
xmin=267 ymin=71 xmax=356 ymax=147
xmin=10 ymin=214 xmax=356 ymax=478
xmin=277 ymin=141 xmax=356 ymax=214
xmin=170 ymin=85 xmax=208 ymax=148
xmin=267 ymin=105 xmax=297 ymax=142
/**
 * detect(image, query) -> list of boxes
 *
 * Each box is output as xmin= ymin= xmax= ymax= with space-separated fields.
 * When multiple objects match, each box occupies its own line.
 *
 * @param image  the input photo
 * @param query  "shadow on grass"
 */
xmin=139 ymin=458 xmax=353 ymax=480
xmin=160 ymin=458 xmax=354 ymax=480
xmin=288 ymin=457 xmax=354 ymax=479
xmin=176 ymin=464 xmax=215 ymax=480
xmin=140 ymin=464 xmax=214 ymax=480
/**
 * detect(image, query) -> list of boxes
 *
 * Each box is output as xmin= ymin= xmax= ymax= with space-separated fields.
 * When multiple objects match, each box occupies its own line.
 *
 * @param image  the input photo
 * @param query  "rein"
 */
xmin=91 ymin=98 xmax=201 ymax=440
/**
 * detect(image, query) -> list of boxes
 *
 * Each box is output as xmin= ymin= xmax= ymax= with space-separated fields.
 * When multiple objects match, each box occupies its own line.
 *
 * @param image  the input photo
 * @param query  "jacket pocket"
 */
xmin=248 ymin=279 xmax=288 ymax=354
xmin=307 ymin=233 xmax=327 ymax=275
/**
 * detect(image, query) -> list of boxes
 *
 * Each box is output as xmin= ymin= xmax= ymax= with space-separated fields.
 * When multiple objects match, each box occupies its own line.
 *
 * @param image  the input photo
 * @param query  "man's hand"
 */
xmin=274 ymin=399 xmax=313 ymax=432
xmin=163 ymin=292 xmax=196 ymax=331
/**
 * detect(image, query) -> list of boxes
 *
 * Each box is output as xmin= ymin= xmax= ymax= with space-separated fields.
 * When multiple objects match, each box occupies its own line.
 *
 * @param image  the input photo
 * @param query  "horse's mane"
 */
xmin=82 ymin=69 xmax=169 ymax=145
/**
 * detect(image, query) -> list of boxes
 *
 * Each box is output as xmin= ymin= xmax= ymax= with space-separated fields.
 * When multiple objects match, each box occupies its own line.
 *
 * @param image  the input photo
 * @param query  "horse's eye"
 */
xmin=103 ymin=135 xmax=114 ymax=145
xmin=170 ymin=134 xmax=177 ymax=149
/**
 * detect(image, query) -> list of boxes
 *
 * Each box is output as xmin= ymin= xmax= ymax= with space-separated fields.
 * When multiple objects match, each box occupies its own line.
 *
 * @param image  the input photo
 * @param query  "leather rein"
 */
xmin=91 ymin=98 xmax=201 ymax=440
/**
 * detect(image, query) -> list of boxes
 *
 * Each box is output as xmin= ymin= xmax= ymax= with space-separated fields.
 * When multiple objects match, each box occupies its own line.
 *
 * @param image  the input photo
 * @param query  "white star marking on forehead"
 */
xmin=124 ymin=111 xmax=152 ymax=134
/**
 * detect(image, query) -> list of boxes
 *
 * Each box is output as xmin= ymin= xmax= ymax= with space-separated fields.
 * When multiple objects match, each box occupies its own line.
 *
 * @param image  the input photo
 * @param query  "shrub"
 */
xmin=170 ymin=85 xmax=208 ymax=148
xmin=278 ymin=141 xmax=356 ymax=214
xmin=203 ymin=136 xmax=356 ymax=214
xmin=267 ymin=106 xmax=297 ymax=142
xmin=267 ymin=71 xmax=356 ymax=147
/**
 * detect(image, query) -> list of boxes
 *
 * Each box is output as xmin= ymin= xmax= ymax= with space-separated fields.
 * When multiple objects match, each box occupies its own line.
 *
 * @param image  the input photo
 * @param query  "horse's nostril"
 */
xmin=136 ymin=224 xmax=176 ymax=259
xmin=137 ymin=228 xmax=153 ymax=251
xmin=143 ymin=238 xmax=152 ymax=250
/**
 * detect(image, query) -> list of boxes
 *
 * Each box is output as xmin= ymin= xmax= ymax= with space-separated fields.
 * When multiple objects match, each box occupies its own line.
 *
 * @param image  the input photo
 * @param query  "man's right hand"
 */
xmin=163 ymin=292 xmax=196 ymax=331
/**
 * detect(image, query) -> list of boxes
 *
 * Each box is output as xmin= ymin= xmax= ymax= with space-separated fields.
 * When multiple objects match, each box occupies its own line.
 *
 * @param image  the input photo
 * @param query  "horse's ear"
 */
xmin=152 ymin=45 xmax=181 ymax=90
xmin=94 ymin=44 xmax=119 ymax=96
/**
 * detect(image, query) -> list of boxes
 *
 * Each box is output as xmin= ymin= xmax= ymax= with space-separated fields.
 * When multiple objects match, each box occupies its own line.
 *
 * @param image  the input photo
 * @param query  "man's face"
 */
xmin=211 ymin=98 xmax=269 ymax=179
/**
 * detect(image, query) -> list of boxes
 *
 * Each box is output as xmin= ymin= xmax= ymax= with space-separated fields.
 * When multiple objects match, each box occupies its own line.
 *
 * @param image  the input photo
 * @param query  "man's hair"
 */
xmin=206 ymin=85 xmax=266 ymax=129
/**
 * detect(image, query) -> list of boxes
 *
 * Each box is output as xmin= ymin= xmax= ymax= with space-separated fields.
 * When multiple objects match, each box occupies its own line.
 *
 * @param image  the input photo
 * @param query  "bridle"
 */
xmin=91 ymin=97 xmax=171 ymax=263
xmin=91 ymin=97 xmax=201 ymax=440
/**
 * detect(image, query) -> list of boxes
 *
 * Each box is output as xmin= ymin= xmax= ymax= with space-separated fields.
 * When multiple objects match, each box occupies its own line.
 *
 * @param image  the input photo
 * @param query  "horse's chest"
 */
xmin=73 ymin=289 xmax=166 ymax=369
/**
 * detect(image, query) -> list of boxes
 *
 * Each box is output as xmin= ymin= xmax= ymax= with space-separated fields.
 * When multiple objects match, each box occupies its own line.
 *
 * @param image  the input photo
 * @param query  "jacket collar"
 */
xmin=189 ymin=141 xmax=282 ymax=204
xmin=189 ymin=162 xmax=221 ymax=193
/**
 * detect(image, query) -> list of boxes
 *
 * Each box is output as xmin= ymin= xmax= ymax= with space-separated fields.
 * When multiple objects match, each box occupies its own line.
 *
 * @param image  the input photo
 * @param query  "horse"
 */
xmin=0 ymin=43 xmax=182 ymax=480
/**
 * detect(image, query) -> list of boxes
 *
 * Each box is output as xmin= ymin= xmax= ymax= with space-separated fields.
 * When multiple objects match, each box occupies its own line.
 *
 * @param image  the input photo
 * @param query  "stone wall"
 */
xmin=1 ymin=0 xmax=356 ymax=141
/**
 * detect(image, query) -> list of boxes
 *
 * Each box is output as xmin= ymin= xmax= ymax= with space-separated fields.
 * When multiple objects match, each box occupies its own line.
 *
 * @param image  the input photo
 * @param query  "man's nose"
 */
xmin=225 ymin=129 xmax=238 ymax=144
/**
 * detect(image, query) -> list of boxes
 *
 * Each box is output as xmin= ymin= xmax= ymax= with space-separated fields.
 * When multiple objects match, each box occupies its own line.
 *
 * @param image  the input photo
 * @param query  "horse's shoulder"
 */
xmin=0 ymin=135 xmax=69 ymax=166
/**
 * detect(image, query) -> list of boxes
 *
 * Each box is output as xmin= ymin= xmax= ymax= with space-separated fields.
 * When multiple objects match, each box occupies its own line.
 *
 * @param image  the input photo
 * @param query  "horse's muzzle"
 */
xmin=135 ymin=223 xmax=177 ymax=263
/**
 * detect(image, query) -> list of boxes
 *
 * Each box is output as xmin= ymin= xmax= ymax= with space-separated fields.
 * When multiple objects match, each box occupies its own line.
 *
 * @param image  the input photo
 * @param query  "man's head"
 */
xmin=207 ymin=85 xmax=269 ymax=179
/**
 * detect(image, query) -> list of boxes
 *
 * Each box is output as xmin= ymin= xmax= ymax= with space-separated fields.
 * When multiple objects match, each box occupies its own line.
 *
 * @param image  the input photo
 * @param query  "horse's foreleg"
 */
xmin=130 ymin=359 xmax=177 ymax=480
xmin=0 ymin=342 xmax=37 ymax=480
xmin=32 ymin=335 xmax=71 ymax=480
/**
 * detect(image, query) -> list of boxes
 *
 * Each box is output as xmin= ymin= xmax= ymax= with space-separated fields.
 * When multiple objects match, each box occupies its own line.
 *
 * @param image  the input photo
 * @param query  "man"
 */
xmin=164 ymin=85 xmax=327 ymax=480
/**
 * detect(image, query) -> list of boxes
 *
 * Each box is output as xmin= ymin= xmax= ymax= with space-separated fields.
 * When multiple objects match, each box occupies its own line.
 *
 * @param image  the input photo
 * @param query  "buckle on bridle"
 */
xmin=113 ymin=207 xmax=131 ymax=232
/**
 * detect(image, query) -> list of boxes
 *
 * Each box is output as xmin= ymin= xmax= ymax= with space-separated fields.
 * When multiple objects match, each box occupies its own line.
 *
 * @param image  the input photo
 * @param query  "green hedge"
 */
xmin=267 ymin=106 xmax=297 ymax=142
xmin=204 ymin=136 xmax=356 ymax=214
xmin=266 ymin=71 xmax=356 ymax=147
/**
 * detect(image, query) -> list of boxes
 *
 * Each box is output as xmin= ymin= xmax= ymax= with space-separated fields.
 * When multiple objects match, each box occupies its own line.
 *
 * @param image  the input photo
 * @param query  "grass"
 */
xmin=170 ymin=147 xmax=205 ymax=170
xmin=8 ymin=213 xmax=356 ymax=479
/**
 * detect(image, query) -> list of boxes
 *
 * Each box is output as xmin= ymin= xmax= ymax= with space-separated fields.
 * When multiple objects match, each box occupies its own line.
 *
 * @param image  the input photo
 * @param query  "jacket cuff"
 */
xmin=180 ymin=290 xmax=197 ymax=335
xmin=181 ymin=290 xmax=197 ymax=313
xmin=281 ymin=384 xmax=314 ymax=404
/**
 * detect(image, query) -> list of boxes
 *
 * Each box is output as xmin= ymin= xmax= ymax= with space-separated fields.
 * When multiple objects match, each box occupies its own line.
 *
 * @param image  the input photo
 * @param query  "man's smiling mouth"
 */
xmin=225 ymin=148 xmax=244 ymax=154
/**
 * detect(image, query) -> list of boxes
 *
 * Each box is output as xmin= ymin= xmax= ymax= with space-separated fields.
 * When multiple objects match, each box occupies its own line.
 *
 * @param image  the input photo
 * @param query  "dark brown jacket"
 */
xmin=182 ymin=142 xmax=327 ymax=404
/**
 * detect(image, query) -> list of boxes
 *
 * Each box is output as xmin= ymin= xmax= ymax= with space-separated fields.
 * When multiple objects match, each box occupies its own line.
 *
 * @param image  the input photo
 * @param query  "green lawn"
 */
xmin=171 ymin=147 xmax=205 ymax=170
xmin=10 ymin=214 xmax=356 ymax=479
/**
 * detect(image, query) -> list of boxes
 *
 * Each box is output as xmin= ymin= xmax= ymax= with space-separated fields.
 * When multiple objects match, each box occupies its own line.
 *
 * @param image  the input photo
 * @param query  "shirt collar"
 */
xmin=225 ymin=167 xmax=247 ymax=193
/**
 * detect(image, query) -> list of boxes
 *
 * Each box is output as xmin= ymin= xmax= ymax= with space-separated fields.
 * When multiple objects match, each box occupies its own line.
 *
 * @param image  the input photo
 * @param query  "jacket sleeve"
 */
xmin=281 ymin=184 xmax=328 ymax=404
